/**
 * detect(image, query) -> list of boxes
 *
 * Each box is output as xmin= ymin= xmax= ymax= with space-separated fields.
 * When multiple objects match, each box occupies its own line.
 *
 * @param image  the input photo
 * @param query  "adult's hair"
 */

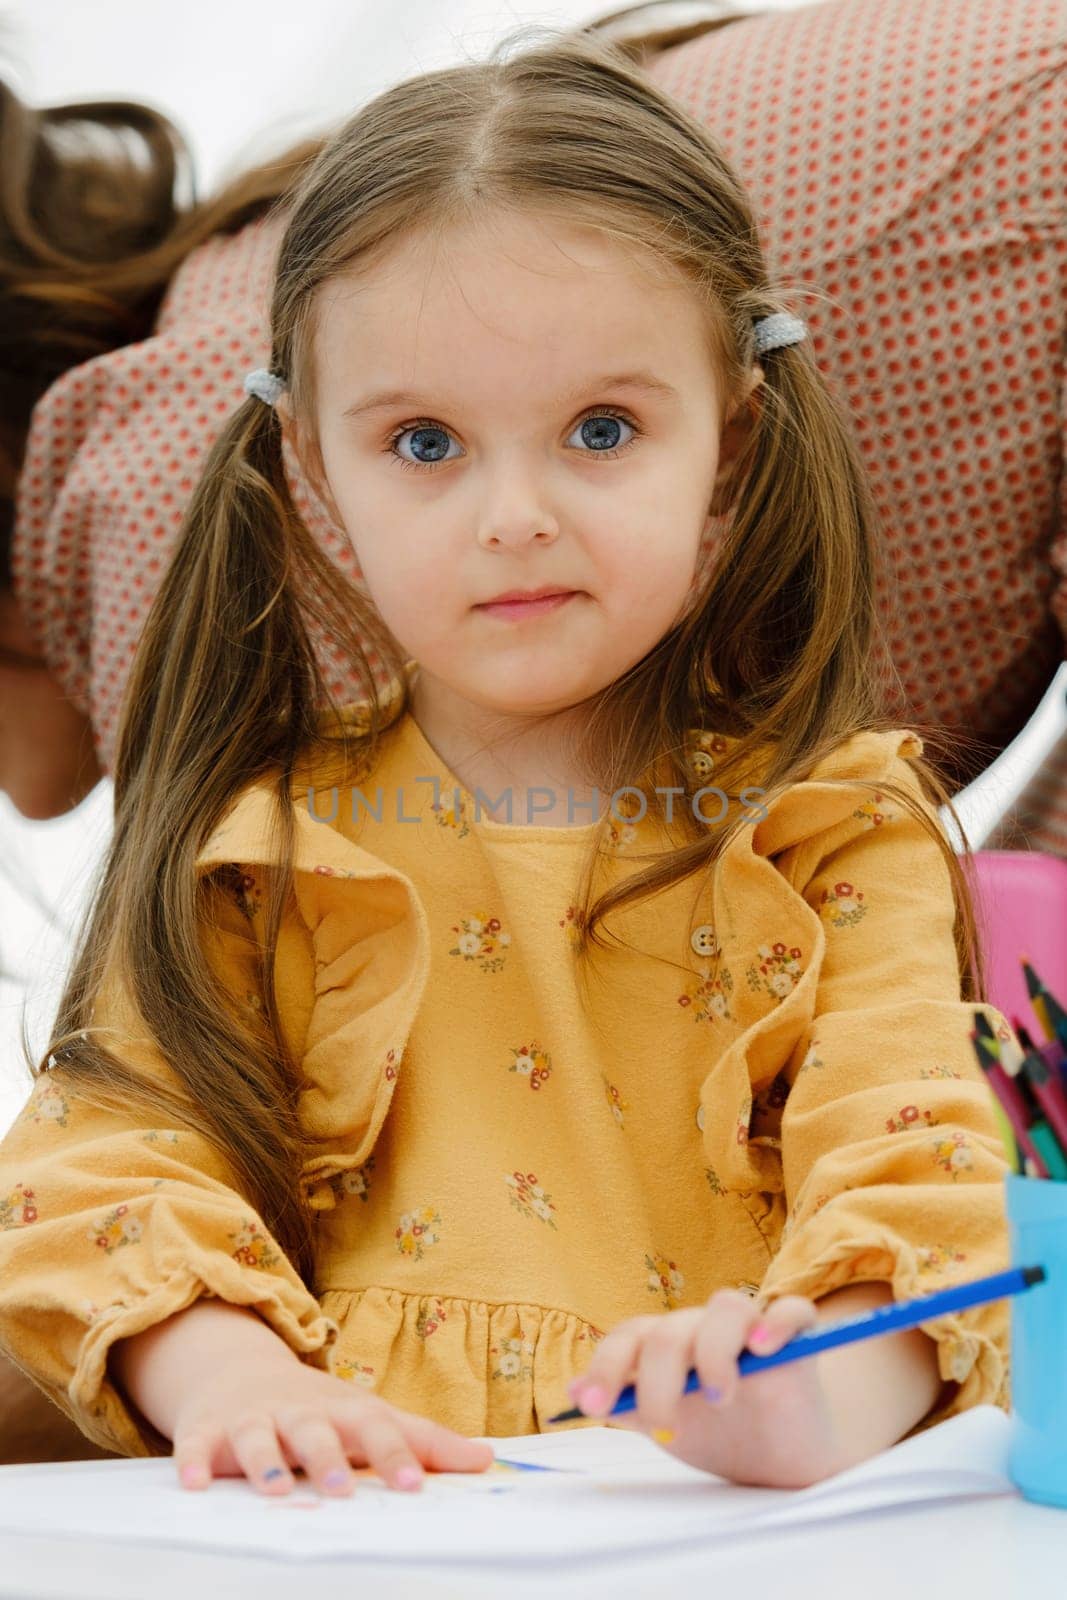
xmin=37 ymin=18 xmax=985 ymax=1288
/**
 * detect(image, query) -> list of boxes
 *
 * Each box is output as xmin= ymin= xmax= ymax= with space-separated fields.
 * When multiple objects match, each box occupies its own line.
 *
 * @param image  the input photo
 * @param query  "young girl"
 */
xmin=0 ymin=24 xmax=1012 ymax=1498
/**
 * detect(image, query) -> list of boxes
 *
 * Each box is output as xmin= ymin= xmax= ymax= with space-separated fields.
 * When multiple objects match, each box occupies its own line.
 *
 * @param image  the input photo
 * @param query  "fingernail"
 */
xmin=323 ymin=1469 xmax=351 ymax=1490
xmin=181 ymin=1464 xmax=208 ymax=1489
xmin=396 ymin=1466 xmax=422 ymax=1490
xmin=651 ymin=1427 xmax=676 ymax=1445
xmin=580 ymin=1385 xmax=608 ymax=1413
xmin=750 ymin=1322 xmax=772 ymax=1347
xmin=262 ymin=1467 xmax=288 ymax=1483
xmin=702 ymin=1384 xmax=723 ymax=1403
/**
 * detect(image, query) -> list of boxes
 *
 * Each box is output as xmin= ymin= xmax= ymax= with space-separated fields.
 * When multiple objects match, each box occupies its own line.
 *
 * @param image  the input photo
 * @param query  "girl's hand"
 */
xmin=171 ymin=1350 xmax=495 ymax=1497
xmin=567 ymin=1289 xmax=850 ymax=1489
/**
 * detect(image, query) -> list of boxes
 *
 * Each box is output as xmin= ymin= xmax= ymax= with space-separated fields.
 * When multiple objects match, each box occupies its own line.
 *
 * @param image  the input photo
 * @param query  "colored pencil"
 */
xmin=1021 ymin=957 xmax=1067 ymax=1053
xmin=547 ymin=1265 xmax=1046 ymax=1424
xmin=1014 ymin=1021 xmax=1067 ymax=1170
xmin=969 ymin=1025 xmax=1049 ymax=1178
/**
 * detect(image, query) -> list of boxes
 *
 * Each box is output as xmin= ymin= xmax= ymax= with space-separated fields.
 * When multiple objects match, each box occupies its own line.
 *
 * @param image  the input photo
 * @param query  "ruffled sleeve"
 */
xmin=697 ymin=729 xmax=1011 ymax=1426
xmin=0 ymin=779 xmax=431 ymax=1457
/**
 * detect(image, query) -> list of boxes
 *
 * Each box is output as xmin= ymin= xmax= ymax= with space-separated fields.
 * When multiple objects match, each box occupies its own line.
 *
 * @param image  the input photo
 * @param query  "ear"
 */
xmin=707 ymin=365 xmax=765 ymax=520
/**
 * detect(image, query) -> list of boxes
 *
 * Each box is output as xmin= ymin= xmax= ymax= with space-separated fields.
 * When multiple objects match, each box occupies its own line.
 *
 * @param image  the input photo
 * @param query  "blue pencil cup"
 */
xmin=1005 ymin=1171 xmax=1067 ymax=1508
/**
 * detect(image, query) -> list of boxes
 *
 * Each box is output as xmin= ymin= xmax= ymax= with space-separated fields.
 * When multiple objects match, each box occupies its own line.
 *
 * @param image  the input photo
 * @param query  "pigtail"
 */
xmin=42 ymin=391 xmax=404 ymax=1284
xmin=674 ymin=320 xmax=986 ymax=1003
xmin=698 ymin=315 xmax=884 ymax=775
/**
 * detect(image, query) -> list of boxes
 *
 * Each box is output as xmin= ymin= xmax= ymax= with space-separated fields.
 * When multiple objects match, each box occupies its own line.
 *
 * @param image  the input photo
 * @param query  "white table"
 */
xmin=1 ymin=1489 xmax=1063 ymax=1600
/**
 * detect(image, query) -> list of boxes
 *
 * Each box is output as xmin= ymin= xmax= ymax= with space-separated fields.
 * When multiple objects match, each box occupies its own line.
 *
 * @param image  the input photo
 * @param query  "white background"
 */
xmin=0 ymin=0 xmax=1051 ymax=1135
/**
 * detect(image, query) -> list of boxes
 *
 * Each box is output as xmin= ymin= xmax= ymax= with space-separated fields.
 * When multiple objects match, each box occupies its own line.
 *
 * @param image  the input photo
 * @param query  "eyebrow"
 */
xmin=341 ymin=369 xmax=681 ymax=420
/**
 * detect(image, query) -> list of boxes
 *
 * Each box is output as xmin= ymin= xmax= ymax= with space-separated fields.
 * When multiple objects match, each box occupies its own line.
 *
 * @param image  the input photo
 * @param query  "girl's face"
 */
xmin=287 ymin=209 xmax=754 ymax=721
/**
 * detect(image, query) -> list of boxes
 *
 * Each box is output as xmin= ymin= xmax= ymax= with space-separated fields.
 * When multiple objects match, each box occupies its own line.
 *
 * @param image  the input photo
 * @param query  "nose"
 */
xmin=474 ymin=466 xmax=561 ymax=550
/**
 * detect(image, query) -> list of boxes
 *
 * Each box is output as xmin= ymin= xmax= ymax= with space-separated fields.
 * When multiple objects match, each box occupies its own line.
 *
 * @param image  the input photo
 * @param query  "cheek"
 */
xmin=599 ymin=523 xmax=700 ymax=610
xmin=346 ymin=529 xmax=453 ymax=636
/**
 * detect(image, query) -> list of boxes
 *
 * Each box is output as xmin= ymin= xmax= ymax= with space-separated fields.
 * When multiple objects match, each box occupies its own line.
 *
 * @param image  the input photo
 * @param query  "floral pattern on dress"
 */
xmin=383 ymin=1049 xmax=401 ymax=1083
xmin=646 ymin=1250 xmax=685 ymax=1309
xmin=449 ymin=911 xmax=511 ymax=973
xmin=916 ymin=1243 xmax=968 ymax=1276
xmin=89 ymin=1204 xmax=142 ymax=1252
xmin=506 ymin=1043 xmax=552 ymax=1091
xmin=818 ymin=881 xmax=867 ymax=928
xmin=678 ymin=962 xmax=734 ymax=1022
xmin=141 ymin=1130 xmax=179 ymax=1145
xmin=330 ymin=1155 xmax=376 ymax=1205
xmin=396 ymin=1206 xmax=442 ymax=1260
xmin=886 ymin=1104 xmax=938 ymax=1133
xmin=746 ymin=942 xmax=803 ymax=1000
xmin=504 ymin=1171 xmax=558 ymax=1230
xmin=735 ymin=1094 xmax=753 ymax=1147
xmin=931 ymin=1132 xmax=975 ymax=1178
xmin=603 ymin=1076 xmax=629 ymax=1128
xmin=559 ymin=904 xmax=585 ymax=947
xmin=311 ymin=863 xmax=358 ymax=878
xmin=852 ymin=792 xmax=899 ymax=828
xmin=431 ymin=788 xmax=471 ymax=839
xmin=0 ymin=1183 xmax=37 ymax=1228
xmin=334 ymin=1359 xmax=376 ymax=1387
xmin=27 ymin=1080 xmax=70 ymax=1127
xmin=82 ymin=1297 xmax=128 ymax=1324
xmin=705 ymin=1165 xmax=727 ymax=1197
xmin=797 ymin=1040 xmax=826 ymax=1075
xmin=230 ymin=1218 xmax=280 ymax=1269
xmin=602 ymin=814 xmax=640 ymax=851
xmin=415 ymin=1298 xmax=448 ymax=1339
xmin=491 ymin=1331 xmax=535 ymax=1382
xmin=919 ymin=1064 xmax=964 ymax=1080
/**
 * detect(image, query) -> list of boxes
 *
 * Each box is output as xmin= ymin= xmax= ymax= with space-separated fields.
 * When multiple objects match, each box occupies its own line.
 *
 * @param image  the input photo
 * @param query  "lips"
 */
xmin=479 ymin=588 xmax=574 ymax=606
xmin=476 ymin=591 xmax=578 ymax=620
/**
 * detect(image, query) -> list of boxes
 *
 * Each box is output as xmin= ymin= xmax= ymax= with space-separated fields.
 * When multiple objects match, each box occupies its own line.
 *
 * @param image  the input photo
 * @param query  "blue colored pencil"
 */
xmin=547 ymin=1264 xmax=1045 ymax=1425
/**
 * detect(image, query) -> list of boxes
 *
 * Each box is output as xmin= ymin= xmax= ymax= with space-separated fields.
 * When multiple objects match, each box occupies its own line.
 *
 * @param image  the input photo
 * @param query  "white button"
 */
xmin=691 ymin=924 xmax=719 ymax=957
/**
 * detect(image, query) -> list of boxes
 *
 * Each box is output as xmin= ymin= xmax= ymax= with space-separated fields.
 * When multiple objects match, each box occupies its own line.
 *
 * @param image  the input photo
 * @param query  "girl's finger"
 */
xmin=691 ymin=1288 xmax=775 ymax=1407
xmin=570 ymin=1315 xmax=662 ymax=1416
xmin=226 ymin=1411 xmax=297 ymax=1496
xmin=335 ymin=1399 xmax=495 ymax=1478
xmin=630 ymin=1310 xmax=708 ymax=1433
xmin=745 ymin=1294 xmax=819 ymax=1356
xmin=173 ymin=1424 xmax=222 ymax=1491
xmin=397 ymin=1414 xmax=496 ymax=1476
xmin=274 ymin=1409 xmax=360 ymax=1496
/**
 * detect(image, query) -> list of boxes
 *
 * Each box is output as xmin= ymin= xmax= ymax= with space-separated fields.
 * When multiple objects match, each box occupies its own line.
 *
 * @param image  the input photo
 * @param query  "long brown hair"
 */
xmin=38 ymin=18 xmax=987 ymax=1290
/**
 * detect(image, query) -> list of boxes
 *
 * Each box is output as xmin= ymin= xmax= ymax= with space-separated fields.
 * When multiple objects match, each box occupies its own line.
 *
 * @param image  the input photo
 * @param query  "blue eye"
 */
xmin=384 ymin=407 xmax=642 ymax=474
xmin=566 ymin=412 xmax=633 ymax=457
xmin=388 ymin=420 xmax=458 ymax=471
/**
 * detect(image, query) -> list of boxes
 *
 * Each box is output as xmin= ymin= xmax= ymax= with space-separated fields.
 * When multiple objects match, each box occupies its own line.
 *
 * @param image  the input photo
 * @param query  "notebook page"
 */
xmin=0 ymin=1406 xmax=1011 ymax=1566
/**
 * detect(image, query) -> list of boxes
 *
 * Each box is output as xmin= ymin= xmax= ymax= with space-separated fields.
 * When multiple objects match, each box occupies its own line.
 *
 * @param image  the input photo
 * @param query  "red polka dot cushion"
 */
xmin=646 ymin=0 xmax=1067 ymax=851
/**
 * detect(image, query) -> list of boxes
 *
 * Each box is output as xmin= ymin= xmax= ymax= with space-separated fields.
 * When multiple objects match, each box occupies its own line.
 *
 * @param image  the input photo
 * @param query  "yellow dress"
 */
xmin=0 ymin=693 xmax=1013 ymax=1456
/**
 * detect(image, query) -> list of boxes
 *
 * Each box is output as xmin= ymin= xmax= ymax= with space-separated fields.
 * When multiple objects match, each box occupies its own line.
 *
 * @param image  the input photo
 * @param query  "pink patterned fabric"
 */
xmin=12 ymin=0 xmax=1067 ymax=846
xmin=647 ymin=0 xmax=1067 ymax=851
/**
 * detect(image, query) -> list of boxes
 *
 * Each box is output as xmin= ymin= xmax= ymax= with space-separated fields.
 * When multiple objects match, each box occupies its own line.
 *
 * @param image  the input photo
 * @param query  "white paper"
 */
xmin=0 ymin=1407 xmax=1012 ymax=1567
